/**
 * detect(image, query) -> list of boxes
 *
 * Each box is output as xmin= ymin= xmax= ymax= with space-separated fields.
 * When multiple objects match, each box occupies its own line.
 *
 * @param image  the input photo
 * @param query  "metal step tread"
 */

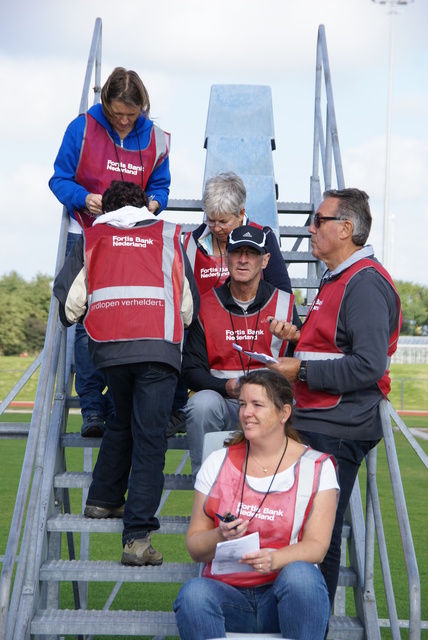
xmin=54 ymin=471 xmax=193 ymax=490
xmin=282 ymin=250 xmax=317 ymax=262
xmin=277 ymin=201 xmax=313 ymax=213
xmin=40 ymin=559 xmax=199 ymax=583
xmin=31 ymin=609 xmax=362 ymax=638
xmin=31 ymin=608 xmax=178 ymax=636
xmin=328 ymin=614 xmax=364 ymax=639
xmin=61 ymin=431 xmax=189 ymax=450
xmin=47 ymin=513 xmax=190 ymax=534
xmin=278 ymin=225 xmax=311 ymax=237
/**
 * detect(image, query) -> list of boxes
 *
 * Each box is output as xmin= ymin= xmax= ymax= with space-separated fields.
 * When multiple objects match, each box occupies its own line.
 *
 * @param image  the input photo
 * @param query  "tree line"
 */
xmin=0 ymin=273 xmax=427 ymax=356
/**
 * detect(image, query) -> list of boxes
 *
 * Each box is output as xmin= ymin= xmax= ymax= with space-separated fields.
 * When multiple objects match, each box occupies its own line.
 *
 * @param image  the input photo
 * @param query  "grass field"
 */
xmin=1 ymin=357 xmax=428 ymax=638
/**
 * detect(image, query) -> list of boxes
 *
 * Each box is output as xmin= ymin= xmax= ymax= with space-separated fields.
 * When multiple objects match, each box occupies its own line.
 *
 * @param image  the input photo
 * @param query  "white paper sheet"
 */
xmin=211 ymin=532 xmax=260 ymax=575
xmin=233 ymin=342 xmax=278 ymax=365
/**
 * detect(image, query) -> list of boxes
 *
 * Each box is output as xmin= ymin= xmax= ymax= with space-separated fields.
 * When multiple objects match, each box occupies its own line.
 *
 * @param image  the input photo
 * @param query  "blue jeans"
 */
xmin=184 ymin=390 xmax=240 ymax=482
xmin=173 ymin=561 xmax=330 ymax=640
xmin=66 ymin=232 xmax=115 ymax=420
xmin=298 ymin=431 xmax=380 ymax=606
xmin=86 ymin=361 xmax=178 ymax=545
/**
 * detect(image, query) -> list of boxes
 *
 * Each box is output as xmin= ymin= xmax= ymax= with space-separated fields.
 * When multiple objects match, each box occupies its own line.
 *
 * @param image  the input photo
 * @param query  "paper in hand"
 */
xmin=211 ymin=531 xmax=260 ymax=575
xmin=233 ymin=342 xmax=278 ymax=365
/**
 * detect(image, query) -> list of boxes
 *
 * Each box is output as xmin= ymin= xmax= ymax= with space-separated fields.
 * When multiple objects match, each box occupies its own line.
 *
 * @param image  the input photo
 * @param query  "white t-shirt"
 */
xmin=195 ymin=446 xmax=339 ymax=496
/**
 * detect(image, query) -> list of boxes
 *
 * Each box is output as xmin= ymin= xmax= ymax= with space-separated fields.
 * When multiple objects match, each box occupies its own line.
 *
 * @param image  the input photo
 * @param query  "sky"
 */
xmin=0 ymin=0 xmax=427 ymax=286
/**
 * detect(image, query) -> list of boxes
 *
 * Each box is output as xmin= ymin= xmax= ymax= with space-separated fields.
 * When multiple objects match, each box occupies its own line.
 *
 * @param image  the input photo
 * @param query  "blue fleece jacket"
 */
xmin=49 ymin=103 xmax=171 ymax=220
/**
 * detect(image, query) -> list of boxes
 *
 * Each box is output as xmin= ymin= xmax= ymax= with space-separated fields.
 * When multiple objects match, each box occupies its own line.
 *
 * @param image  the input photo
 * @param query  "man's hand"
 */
xmin=267 ymin=316 xmax=301 ymax=345
xmin=266 ymin=357 xmax=301 ymax=383
xmin=225 ymin=377 xmax=240 ymax=398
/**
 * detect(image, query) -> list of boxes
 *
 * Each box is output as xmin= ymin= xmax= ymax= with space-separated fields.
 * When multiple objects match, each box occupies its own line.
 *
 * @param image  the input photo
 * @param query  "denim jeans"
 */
xmin=298 ymin=431 xmax=380 ymax=606
xmin=66 ymin=232 xmax=115 ymax=420
xmin=86 ymin=361 xmax=178 ymax=545
xmin=184 ymin=390 xmax=240 ymax=482
xmin=174 ymin=561 xmax=330 ymax=640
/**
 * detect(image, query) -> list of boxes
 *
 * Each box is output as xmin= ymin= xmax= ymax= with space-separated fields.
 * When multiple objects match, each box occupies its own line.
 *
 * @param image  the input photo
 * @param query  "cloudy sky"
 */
xmin=0 ymin=0 xmax=427 ymax=285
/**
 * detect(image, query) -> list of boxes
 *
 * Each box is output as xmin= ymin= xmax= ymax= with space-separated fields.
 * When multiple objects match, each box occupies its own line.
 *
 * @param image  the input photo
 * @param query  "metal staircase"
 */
xmin=0 ymin=18 xmax=424 ymax=640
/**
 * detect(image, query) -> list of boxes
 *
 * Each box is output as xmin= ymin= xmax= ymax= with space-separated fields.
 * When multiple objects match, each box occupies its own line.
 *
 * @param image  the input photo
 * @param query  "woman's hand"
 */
xmin=85 ymin=193 xmax=103 ymax=216
xmin=240 ymin=548 xmax=276 ymax=573
xmin=267 ymin=316 xmax=301 ymax=344
xmin=218 ymin=517 xmax=248 ymax=541
xmin=148 ymin=199 xmax=160 ymax=214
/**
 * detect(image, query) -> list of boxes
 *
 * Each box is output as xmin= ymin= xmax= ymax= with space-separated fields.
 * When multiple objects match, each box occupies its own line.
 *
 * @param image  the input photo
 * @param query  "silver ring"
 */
xmin=259 ymin=563 xmax=262 ymax=569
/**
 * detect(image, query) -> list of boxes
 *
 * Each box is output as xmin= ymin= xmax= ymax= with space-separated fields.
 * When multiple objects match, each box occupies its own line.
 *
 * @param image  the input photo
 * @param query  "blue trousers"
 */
xmin=86 ymin=361 xmax=178 ymax=545
xmin=174 ymin=561 xmax=330 ymax=640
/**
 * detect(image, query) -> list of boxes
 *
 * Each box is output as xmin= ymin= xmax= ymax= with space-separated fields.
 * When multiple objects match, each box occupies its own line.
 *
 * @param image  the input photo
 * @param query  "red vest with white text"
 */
xmin=184 ymin=221 xmax=264 ymax=296
xmin=83 ymin=220 xmax=184 ymax=343
xmin=198 ymin=288 xmax=293 ymax=378
xmin=202 ymin=443 xmax=333 ymax=587
xmin=294 ymin=259 xmax=402 ymax=410
xmin=75 ymin=114 xmax=170 ymax=228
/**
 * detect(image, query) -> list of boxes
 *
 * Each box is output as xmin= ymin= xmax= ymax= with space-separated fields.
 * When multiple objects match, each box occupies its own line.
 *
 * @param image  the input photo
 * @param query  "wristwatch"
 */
xmin=297 ymin=360 xmax=308 ymax=382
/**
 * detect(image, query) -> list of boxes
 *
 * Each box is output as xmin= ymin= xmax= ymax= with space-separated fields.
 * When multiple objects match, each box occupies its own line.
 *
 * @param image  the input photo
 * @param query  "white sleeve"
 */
xmin=318 ymin=457 xmax=340 ymax=492
xmin=194 ymin=448 xmax=228 ymax=495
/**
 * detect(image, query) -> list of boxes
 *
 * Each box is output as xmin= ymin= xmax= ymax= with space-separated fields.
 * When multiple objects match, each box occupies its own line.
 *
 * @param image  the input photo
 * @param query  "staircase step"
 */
xmin=328 ymin=614 xmax=364 ymax=640
xmin=61 ymin=431 xmax=189 ymax=450
xmin=278 ymin=225 xmax=311 ymax=237
xmin=167 ymin=198 xmax=203 ymax=212
xmin=337 ymin=566 xmax=358 ymax=588
xmin=47 ymin=513 xmax=190 ymax=534
xmin=40 ymin=559 xmax=199 ymax=583
xmin=54 ymin=471 xmax=193 ymax=490
xmin=31 ymin=608 xmax=179 ymax=636
xmin=282 ymin=250 xmax=317 ymax=262
xmin=31 ymin=609 xmax=363 ymax=638
xmin=277 ymin=201 xmax=313 ymax=214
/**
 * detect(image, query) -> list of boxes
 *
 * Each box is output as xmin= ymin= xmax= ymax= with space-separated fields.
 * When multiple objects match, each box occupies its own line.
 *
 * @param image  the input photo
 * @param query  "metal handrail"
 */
xmin=0 ymin=18 xmax=103 ymax=639
xmin=306 ymin=24 xmax=346 ymax=297
xmin=361 ymin=400 xmax=422 ymax=640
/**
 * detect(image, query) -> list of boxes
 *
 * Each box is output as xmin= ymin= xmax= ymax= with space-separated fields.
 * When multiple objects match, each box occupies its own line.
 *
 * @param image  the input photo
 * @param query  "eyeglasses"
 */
xmin=313 ymin=213 xmax=344 ymax=229
xmin=205 ymin=216 xmax=237 ymax=229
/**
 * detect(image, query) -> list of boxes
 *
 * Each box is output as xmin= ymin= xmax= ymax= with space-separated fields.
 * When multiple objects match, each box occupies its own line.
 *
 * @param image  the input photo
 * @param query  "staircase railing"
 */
xmin=0 ymin=18 xmax=103 ymax=639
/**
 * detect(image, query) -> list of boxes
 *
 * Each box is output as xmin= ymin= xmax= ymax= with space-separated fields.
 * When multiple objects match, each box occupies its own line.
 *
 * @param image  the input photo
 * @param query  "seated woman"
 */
xmin=183 ymin=171 xmax=292 ymax=296
xmin=173 ymin=370 xmax=339 ymax=640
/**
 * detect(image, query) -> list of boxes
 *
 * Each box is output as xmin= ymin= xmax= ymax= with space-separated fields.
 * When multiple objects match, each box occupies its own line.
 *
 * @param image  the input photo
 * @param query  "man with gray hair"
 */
xmin=267 ymin=188 xmax=402 ymax=607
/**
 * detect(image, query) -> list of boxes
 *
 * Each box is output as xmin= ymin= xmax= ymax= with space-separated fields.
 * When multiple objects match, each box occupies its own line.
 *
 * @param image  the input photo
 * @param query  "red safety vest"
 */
xmin=199 ymin=288 xmax=294 ymax=378
xmin=294 ymin=259 xmax=402 ymax=410
xmin=202 ymin=442 xmax=333 ymax=587
xmin=184 ymin=221 xmax=264 ymax=296
xmin=83 ymin=220 xmax=184 ymax=344
xmin=75 ymin=114 xmax=170 ymax=228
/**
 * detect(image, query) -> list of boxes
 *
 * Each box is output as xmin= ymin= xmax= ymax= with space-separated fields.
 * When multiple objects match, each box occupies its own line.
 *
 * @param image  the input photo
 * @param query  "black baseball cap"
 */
xmin=226 ymin=225 xmax=267 ymax=255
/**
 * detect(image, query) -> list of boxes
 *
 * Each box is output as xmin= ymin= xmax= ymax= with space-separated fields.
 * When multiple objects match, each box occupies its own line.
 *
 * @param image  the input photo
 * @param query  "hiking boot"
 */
xmin=121 ymin=533 xmax=163 ymax=566
xmin=84 ymin=503 xmax=125 ymax=519
xmin=166 ymin=409 xmax=187 ymax=438
xmin=81 ymin=414 xmax=106 ymax=438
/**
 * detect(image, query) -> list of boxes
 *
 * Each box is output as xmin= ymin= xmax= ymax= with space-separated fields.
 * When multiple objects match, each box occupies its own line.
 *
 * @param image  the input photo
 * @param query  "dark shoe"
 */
xmin=84 ymin=504 xmax=125 ymax=519
xmin=121 ymin=533 xmax=163 ymax=566
xmin=166 ymin=409 xmax=187 ymax=438
xmin=81 ymin=414 xmax=106 ymax=438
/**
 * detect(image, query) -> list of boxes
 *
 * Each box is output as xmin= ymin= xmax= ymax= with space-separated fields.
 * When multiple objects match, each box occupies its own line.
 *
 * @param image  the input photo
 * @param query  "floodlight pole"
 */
xmin=372 ymin=0 xmax=413 ymax=271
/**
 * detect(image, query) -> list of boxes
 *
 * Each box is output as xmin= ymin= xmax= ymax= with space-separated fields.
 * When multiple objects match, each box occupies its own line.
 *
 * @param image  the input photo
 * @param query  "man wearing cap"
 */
xmin=182 ymin=225 xmax=296 ymax=481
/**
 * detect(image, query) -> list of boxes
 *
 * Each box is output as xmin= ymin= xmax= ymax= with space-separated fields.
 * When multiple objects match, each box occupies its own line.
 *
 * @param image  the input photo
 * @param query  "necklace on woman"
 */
xmin=236 ymin=435 xmax=289 ymax=523
xmin=250 ymin=447 xmax=286 ymax=474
